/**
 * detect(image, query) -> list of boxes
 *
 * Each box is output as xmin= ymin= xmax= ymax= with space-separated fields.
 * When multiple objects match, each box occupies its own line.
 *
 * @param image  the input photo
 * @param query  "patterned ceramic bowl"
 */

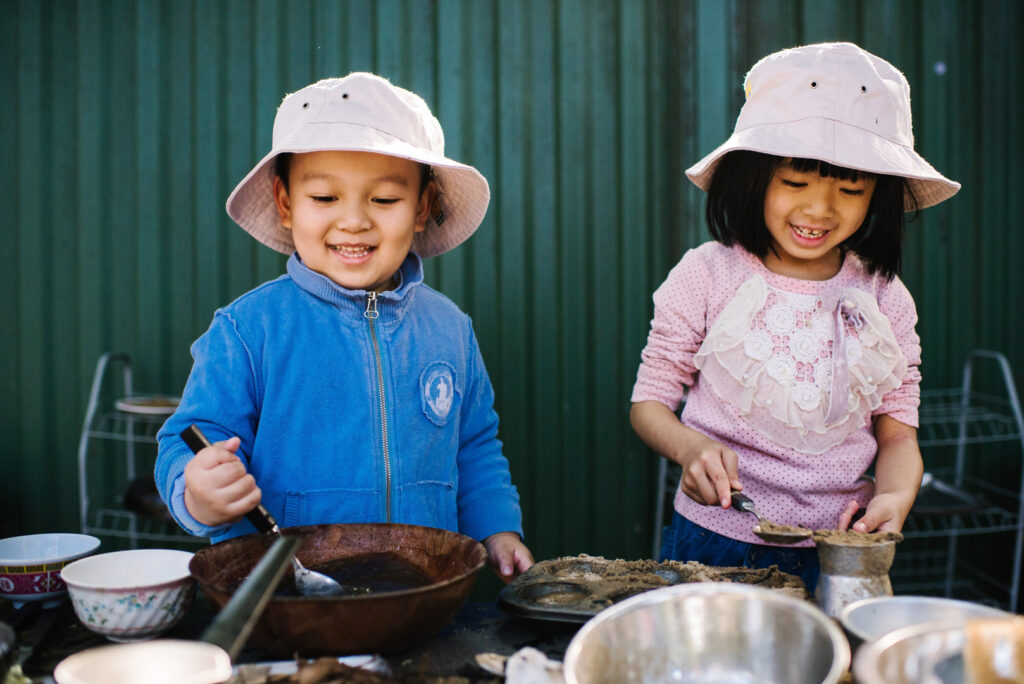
xmin=61 ymin=549 xmax=195 ymax=642
xmin=0 ymin=533 xmax=101 ymax=607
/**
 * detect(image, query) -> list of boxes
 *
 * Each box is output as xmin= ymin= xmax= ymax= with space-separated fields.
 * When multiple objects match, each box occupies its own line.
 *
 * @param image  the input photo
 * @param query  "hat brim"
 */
xmin=685 ymin=118 xmax=960 ymax=210
xmin=226 ymin=122 xmax=490 ymax=258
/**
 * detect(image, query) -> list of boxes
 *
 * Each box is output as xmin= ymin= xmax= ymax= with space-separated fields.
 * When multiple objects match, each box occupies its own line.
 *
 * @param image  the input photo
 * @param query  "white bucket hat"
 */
xmin=686 ymin=42 xmax=960 ymax=210
xmin=226 ymin=72 xmax=490 ymax=258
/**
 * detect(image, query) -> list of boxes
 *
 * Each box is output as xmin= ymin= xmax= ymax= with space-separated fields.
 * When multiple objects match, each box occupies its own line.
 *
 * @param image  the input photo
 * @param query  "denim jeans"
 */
xmin=660 ymin=511 xmax=820 ymax=593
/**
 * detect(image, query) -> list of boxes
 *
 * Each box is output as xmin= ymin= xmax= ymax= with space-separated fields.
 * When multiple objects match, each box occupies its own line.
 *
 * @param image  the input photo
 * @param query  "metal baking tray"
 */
xmin=498 ymin=555 xmax=808 ymax=624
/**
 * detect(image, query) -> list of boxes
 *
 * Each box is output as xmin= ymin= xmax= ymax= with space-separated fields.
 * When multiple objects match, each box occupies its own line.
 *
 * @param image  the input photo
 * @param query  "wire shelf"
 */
xmin=78 ymin=353 xmax=197 ymax=550
xmin=85 ymin=411 xmax=166 ymax=443
xmin=918 ymin=389 xmax=1022 ymax=447
xmin=85 ymin=509 xmax=203 ymax=546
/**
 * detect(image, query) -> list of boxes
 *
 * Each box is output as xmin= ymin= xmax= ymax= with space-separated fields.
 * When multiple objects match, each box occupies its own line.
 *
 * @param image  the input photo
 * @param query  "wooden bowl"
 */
xmin=189 ymin=523 xmax=486 ymax=656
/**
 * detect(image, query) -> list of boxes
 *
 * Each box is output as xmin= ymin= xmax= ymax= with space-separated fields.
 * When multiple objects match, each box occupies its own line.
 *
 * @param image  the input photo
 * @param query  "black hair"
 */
xmin=705 ymin=150 xmax=919 ymax=280
xmin=274 ymin=152 xmax=432 ymax=194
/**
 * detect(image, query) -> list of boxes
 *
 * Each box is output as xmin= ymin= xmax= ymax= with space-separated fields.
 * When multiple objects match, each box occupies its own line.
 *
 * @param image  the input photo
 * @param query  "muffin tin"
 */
xmin=498 ymin=554 xmax=809 ymax=623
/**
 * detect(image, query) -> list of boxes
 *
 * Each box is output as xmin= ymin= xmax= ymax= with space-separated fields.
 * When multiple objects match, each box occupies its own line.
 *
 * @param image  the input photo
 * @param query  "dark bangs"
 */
xmin=705 ymin=151 xmax=919 ymax=280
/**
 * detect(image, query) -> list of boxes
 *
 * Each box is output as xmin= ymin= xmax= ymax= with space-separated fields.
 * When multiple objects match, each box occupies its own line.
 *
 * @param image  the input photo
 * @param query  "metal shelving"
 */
xmin=896 ymin=350 xmax=1024 ymax=612
xmin=77 ymin=352 xmax=201 ymax=548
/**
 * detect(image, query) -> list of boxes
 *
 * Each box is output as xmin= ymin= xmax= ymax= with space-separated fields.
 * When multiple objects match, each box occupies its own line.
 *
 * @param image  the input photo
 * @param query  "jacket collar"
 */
xmin=286 ymin=252 xmax=423 ymax=325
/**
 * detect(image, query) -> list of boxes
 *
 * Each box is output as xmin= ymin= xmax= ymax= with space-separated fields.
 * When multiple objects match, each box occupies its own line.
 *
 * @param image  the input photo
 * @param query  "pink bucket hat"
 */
xmin=226 ymin=73 xmax=490 ymax=258
xmin=686 ymin=42 xmax=960 ymax=210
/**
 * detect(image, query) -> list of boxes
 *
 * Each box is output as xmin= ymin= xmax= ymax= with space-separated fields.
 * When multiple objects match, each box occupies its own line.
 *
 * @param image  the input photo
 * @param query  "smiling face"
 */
xmin=273 ymin=150 xmax=433 ymax=292
xmin=762 ymin=160 xmax=877 ymax=280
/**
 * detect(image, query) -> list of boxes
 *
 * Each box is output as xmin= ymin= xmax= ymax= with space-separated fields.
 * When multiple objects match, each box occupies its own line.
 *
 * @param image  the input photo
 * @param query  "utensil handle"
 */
xmin=200 ymin=534 xmax=299 ymax=662
xmin=731 ymin=490 xmax=755 ymax=513
xmin=179 ymin=424 xmax=280 ymax=535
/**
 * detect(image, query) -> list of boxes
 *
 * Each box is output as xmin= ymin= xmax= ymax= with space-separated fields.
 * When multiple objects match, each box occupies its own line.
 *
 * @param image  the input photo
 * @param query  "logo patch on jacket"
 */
xmin=420 ymin=362 xmax=458 ymax=426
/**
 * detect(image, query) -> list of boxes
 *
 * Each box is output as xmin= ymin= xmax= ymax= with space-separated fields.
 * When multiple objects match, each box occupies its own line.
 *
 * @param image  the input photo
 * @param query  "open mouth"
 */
xmin=791 ymin=224 xmax=829 ymax=239
xmin=329 ymin=244 xmax=376 ymax=258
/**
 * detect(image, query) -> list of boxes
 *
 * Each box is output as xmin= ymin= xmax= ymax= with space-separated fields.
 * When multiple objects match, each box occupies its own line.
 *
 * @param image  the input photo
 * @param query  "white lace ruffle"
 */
xmin=694 ymin=275 xmax=907 ymax=454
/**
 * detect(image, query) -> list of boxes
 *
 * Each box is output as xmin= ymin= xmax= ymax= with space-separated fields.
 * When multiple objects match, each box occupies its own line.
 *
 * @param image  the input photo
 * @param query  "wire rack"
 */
xmin=77 ymin=352 xmax=199 ymax=549
xmin=894 ymin=350 xmax=1024 ymax=612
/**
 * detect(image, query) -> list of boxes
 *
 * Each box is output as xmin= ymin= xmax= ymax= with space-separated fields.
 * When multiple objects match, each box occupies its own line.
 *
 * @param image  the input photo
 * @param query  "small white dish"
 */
xmin=114 ymin=395 xmax=180 ymax=415
xmin=61 ymin=549 xmax=195 ymax=642
xmin=53 ymin=640 xmax=231 ymax=684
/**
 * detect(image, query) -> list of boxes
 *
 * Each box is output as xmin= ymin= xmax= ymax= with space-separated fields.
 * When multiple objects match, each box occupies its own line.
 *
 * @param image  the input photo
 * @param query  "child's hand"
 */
xmin=629 ymin=402 xmax=741 ymax=509
xmin=837 ymin=492 xmax=913 ymax=533
xmin=679 ymin=435 xmax=742 ymax=508
xmin=483 ymin=532 xmax=534 ymax=583
xmin=183 ymin=436 xmax=262 ymax=527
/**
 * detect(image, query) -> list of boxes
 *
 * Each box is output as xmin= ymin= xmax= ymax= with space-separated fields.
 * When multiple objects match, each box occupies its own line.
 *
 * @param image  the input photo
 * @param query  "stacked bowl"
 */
xmin=0 ymin=533 xmax=101 ymax=607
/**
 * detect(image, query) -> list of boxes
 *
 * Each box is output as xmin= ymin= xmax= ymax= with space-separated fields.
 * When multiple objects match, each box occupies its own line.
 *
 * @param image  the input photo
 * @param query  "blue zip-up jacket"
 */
xmin=155 ymin=253 xmax=523 ymax=544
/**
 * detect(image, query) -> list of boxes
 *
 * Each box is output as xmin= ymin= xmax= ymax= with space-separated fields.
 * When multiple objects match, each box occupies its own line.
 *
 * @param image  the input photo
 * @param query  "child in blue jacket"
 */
xmin=155 ymin=72 xmax=534 ymax=581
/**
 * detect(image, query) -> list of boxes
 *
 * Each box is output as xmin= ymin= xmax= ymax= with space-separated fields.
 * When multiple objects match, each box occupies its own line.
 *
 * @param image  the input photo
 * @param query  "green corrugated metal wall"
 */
xmin=3 ymin=0 xmax=1023 ymax=568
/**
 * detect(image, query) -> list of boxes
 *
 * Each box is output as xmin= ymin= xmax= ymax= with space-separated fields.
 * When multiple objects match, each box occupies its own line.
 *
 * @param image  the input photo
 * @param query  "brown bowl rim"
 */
xmin=189 ymin=522 xmax=487 ymax=602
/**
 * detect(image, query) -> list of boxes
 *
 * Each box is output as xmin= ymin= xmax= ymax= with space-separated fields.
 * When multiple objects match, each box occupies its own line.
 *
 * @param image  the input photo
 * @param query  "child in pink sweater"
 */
xmin=630 ymin=43 xmax=959 ymax=589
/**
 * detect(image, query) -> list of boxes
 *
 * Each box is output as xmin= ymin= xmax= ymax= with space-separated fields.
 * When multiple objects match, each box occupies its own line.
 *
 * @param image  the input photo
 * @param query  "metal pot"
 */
xmin=814 ymin=534 xmax=898 ymax=619
xmin=563 ymin=583 xmax=850 ymax=684
xmin=189 ymin=522 xmax=487 ymax=656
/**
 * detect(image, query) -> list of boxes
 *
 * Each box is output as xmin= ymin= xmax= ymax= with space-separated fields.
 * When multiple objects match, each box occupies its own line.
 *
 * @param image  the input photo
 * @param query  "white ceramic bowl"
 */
xmin=53 ymin=639 xmax=231 ymax=684
xmin=839 ymin=595 xmax=1013 ymax=651
xmin=0 ymin=533 xmax=101 ymax=607
xmin=61 ymin=549 xmax=195 ymax=642
xmin=563 ymin=582 xmax=850 ymax=684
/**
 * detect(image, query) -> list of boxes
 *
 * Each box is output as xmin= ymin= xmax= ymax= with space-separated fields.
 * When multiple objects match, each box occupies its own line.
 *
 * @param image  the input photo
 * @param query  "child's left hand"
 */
xmin=837 ymin=492 xmax=914 ymax=534
xmin=483 ymin=531 xmax=534 ymax=583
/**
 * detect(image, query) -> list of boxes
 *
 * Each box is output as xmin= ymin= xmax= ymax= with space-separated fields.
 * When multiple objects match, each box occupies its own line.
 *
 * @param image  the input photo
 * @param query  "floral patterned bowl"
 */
xmin=61 ymin=549 xmax=195 ymax=642
xmin=0 ymin=533 xmax=101 ymax=608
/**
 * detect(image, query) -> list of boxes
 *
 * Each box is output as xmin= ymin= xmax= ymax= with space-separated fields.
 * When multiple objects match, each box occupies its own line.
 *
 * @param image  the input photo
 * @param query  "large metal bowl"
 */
xmin=563 ymin=582 xmax=850 ymax=684
xmin=852 ymin=621 xmax=965 ymax=684
xmin=190 ymin=523 xmax=486 ymax=656
xmin=853 ymin=617 xmax=1024 ymax=684
xmin=839 ymin=595 xmax=1012 ymax=652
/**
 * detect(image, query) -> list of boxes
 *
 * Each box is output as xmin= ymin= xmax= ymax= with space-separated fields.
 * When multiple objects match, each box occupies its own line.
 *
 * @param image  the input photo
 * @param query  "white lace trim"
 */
xmin=694 ymin=275 xmax=907 ymax=454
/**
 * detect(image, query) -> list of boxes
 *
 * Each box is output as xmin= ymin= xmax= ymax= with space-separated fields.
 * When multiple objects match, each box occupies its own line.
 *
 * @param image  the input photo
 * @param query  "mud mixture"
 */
xmin=231 ymin=659 xmax=491 ymax=684
xmin=755 ymin=519 xmax=811 ymax=535
xmin=812 ymin=529 xmax=903 ymax=546
xmin=502 ymin=554 xmax=809 ymax=617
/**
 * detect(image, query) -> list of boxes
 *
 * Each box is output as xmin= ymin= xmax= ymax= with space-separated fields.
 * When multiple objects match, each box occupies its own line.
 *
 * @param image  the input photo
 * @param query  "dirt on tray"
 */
xmin=233 ymin=659 xmax=492 ymax=684
xmin=501 ymin=554 xmax=809 ymax=618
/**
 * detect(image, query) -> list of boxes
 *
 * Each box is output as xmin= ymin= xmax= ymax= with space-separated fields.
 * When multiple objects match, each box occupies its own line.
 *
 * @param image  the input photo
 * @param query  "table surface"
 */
xmin=2 ymin=595 xmax=581 ymax=682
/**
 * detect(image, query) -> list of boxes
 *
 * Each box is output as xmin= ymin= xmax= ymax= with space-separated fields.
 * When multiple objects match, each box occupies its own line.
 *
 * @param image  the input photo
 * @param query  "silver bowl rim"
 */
xmin=852 ymin=619 xmax=965 ymax=684
xmin=839 ymin=595 xmax=1013 ymax=644
xmin=563 ymin=581 xmax=850 ymax=684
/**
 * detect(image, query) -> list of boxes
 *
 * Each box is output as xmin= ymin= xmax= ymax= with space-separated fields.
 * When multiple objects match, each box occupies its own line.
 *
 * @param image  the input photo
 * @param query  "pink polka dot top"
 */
xmin=632 ymin=242 xmax=921 ymax=546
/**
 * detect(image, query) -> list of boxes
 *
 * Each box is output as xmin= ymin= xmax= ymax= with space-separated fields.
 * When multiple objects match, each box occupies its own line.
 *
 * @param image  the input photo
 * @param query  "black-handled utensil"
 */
xmin=179 ymin=424 xmax=346 ymax=597
xmin=178 ymin=425 xmax=279 ymax=536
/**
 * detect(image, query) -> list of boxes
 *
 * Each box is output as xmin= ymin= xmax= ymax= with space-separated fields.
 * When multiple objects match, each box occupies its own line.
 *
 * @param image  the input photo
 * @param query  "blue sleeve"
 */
xmin=454 ymin=323 xmax=525 ymax=541
xmin=154 ymin=310 xmax=261 ymax=538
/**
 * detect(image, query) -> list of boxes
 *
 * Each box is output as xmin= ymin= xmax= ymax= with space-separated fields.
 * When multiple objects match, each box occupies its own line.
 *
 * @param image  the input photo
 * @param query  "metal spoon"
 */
xmin=180 ymin=425 xmax=347 ymax=597
xmin=731 ymin=490 xmax=812 ymax=544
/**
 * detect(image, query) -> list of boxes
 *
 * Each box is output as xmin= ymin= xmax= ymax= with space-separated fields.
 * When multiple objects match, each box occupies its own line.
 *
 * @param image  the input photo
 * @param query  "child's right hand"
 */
xmin=630 ymin=401 xmax=742 ymax=508
xmin=183 ymin=436 xmax=262 ymax=527
xmin=678 ymin=434 xmax=743 ymax=508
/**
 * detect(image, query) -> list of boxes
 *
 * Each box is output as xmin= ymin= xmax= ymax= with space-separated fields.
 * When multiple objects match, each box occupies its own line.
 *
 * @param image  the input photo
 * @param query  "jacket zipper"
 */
xmin=364 ymin=291 xmax=392 ymax=522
